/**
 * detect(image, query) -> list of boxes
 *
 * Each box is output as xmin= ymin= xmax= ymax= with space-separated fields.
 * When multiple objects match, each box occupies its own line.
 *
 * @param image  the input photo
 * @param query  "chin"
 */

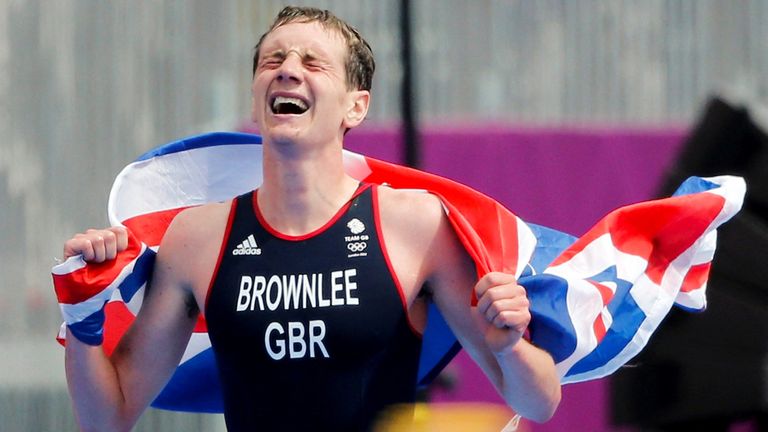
xmin=266 ymin=128 xmax=304 ymax=146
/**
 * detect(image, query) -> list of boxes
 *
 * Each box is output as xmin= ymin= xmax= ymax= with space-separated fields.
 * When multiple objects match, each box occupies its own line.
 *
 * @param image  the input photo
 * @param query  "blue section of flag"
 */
xmin=136 ymin=132 xmax=262 ymax=161
xmin=523 ymin=274 xmax=577 ymax=364
xmin=67 ymin=306 xmax=107 ymax=346
xmin=418 ymin=302 xmax=461 ymax=387
xmin=527 ymin=223 xmax=577 ymax=273
xmin=152 ymin=348 xmax=224 ymax=413
xmin=672 ymin=176 xmax=719 ymax=197
xmin=566 ymin=266 xmax=645 ymax=376
xmin=118 ymin=248 xmax=156 ymax=303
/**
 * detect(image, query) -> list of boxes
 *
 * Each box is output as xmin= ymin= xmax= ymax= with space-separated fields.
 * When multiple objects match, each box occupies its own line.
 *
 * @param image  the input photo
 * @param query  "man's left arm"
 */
xmin=428 ymin=211 xmax=561 ymax=423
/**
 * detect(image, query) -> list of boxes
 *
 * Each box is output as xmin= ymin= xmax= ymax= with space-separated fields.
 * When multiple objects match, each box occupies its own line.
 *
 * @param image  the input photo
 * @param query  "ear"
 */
xmin=342 ymin=90 xmax=370 ymax=130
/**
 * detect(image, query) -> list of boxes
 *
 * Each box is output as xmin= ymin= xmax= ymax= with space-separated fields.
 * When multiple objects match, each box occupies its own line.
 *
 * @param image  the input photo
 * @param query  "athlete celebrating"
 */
xmin=59 ymin=6 xmax=560 ymax=431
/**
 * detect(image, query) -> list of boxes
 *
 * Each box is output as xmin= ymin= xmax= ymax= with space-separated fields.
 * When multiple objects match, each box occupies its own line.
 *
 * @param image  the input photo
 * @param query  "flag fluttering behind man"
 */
xmin=53 ymin=132 xmax=745 ymax=412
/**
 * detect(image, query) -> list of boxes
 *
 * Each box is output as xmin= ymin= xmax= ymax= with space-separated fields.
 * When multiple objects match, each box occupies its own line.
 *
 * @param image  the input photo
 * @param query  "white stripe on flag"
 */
xmin=554 ymin=278 xmax=604 ymax=379
xmin=516 ymin=217 xmax=537 ymax=278
xmin=342 ymin=151 xmax=372 ymax=181
xmin=52 ymin=255 xmax=87 ymax=275
xmin=179 ymin=333 xmax=213 ymax=364
xmin=109 ymin=144 xmax=265 ymax=224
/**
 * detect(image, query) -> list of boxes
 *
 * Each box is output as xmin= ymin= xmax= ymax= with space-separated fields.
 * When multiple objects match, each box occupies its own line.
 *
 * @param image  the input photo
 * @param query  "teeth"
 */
xmin=272 ymin=96 xmax=308 ymax=111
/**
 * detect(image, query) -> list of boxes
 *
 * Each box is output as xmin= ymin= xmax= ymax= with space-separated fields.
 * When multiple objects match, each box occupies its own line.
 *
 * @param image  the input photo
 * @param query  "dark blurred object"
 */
xmin=611 ymin=96 xmax=768 ymax=431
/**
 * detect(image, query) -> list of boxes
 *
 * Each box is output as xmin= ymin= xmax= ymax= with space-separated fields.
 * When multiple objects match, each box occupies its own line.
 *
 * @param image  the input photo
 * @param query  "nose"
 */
xmin=276 ymin=52 xmax=302 ymax=83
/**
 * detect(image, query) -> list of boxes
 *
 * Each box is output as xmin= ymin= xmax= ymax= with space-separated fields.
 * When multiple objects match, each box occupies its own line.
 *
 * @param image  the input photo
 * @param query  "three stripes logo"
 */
xmin=232 ymin=234 xmax=262 ymax=256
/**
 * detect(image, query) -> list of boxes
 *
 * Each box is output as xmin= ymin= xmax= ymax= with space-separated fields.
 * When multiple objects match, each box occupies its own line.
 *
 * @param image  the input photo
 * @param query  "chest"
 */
xmin=205 ymin=189 xmax=414 ymax=364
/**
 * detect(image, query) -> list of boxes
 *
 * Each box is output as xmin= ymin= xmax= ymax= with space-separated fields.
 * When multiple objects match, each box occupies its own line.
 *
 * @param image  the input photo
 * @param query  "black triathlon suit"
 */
xmin=205 ymin=184 xmax=423 ymax=431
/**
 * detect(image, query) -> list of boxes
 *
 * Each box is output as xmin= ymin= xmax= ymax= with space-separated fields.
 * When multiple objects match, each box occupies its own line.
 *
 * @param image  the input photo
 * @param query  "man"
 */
xmin=60 ymin=6 xmax=560 ymax=431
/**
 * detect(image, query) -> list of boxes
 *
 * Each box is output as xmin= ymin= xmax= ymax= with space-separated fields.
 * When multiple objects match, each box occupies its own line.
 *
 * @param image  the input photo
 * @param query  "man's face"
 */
xmin=252 ymin=21 xmax=364 ymax=147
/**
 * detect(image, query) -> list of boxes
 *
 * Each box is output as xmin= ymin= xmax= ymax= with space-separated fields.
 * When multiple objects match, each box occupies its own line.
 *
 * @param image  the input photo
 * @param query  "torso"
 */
xmin=184 ymin=185 xmax=438 ymax=334
xmin=200 ymin=184 xmax=432 ymax=431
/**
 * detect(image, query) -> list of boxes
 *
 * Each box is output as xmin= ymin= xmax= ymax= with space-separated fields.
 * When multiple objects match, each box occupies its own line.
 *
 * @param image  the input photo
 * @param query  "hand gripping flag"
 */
xmin=53 ymin=132 xmax=745 ymax=412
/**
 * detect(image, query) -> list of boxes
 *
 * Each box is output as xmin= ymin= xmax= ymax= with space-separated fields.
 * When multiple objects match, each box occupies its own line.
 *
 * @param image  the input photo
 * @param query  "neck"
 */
xmin=257 ymin=138 xmax=359 ymax=235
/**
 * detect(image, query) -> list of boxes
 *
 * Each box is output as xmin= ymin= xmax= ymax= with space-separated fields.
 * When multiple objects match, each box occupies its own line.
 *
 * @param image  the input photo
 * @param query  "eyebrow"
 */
xmin=261 ymin=49 xmax=286 ymax=60
xmin=260 ymin=49 xmax=328 ymax=64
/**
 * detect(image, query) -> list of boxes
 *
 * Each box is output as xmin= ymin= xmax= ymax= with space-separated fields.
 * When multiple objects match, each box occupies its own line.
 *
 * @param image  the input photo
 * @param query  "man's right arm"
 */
xmin=61 ymin=211 xmax=205 ymax=431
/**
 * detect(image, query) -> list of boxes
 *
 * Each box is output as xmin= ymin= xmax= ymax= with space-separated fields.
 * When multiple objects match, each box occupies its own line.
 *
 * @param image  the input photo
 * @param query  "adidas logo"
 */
xmin=232 ymin=234 xmax=262 ymax=256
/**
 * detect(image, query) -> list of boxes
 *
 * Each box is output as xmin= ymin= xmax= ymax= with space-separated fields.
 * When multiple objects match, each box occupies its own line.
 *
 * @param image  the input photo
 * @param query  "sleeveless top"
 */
xmin=205 ymin=184 xmax=422 ymax=431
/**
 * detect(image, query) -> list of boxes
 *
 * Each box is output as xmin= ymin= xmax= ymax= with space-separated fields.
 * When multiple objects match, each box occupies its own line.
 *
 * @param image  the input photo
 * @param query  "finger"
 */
xmin=102 ymin=230 xmax=118 ymax=260
xmin=476 ymin=283 xmax=527 ymax=315
xmin=483 ymin=297 xmax=530 ymax=324
xmin=79 ymin=238 xmax=96 ymax=262
xmin=475 ymin=272 xmax=517 ymax=298
xmin=108 ymin=226 xmax=129 ymax=252
xmin=492 ymin=309 xmax=531 ymax=331
xmin=62 ymin=239 xmax=78 ymax=260
xmin=90 ymin=234 xmax=106 ymax=262
xmin=63 ymin=237 xmax=93 ymax=261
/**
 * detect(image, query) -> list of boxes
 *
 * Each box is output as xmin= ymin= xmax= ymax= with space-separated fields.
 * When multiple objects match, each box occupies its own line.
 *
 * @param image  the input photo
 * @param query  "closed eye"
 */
xmin=258 ymin=50 xmax=286 ymax=70
xmin=302 ymin=52 xmax=327 ymax=70
xmin=259 ymin=59 xmax=283 ymax=69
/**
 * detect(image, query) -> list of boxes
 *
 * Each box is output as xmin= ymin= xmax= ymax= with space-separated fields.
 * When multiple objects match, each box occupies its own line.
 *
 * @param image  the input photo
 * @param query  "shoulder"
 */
xmin=375 ymin=186 xmax=465 ymax=273
xmin=156 ymin=200 xmax=234 ymax=284
xmin=161 ymin=200 xmax=233 ymax=249
xmin=376 ymin=186 xmax=445 ymax=232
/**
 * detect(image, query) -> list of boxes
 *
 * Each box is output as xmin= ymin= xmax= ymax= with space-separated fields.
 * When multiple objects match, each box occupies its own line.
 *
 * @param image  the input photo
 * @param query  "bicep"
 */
xmin=109 ymin=227 xmax=199 ymax=418
xmin=427 ymin=216 xmax=505 ymax=388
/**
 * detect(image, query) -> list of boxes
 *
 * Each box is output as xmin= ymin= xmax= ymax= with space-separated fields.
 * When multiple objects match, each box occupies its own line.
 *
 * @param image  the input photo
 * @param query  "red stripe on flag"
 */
xmin=586 ymin=281 xmax=612 ymax=343
xmin=101 ymin=303 xmax=207 ymax=356
xmin=122 ymin=207 xmax=193 ymax=247
xmin=194 ymin=315 xmax=208 ymax=332
xmin=53 ymin=234 xmax=143 ymax=304
xmin=680 ymin=262 xmax=711 ymax=293
xmin=638 ymin=194 xmax=723 ymax=285
xmin=103 ymin=301 xmax=135 ymax=356
xmin=593 ymin=315 xmax=607 ymax=342
xmin=588 ymin=280 xmax=614 ymax=305
xmin=551 ymin=193 xmax=724 ymax=285
xmin=361 ymin=156 xmax=521 ymax=282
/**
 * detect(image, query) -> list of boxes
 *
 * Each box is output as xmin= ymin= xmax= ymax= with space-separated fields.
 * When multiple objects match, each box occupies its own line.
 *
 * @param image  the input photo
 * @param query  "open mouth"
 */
xmin=271 ymin=96 xmax=309 ymax=115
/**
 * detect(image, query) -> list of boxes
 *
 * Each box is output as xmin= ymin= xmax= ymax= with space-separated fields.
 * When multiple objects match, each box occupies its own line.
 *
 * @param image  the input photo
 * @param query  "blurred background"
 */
xmin=1 ymin=0 xmax=767 ymax=430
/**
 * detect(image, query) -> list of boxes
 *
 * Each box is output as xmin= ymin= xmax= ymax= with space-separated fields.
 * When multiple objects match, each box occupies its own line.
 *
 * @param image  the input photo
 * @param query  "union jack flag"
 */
xmin=53 ymin=132 xmax=744 ymax=411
